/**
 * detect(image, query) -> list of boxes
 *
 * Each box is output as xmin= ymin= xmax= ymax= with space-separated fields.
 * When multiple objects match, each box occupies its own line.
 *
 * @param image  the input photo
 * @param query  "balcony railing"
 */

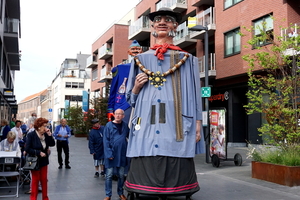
xmin=100 ymin=67 xmax=112 ymax=81
xmin=128 ymin=16 xmax=151 ymax=40
xmin=281 ymin=23 xmax=300 ymax=56
xmin=198 ymin=53 xmax=216 ymax=78
xmin=173 ymin=23 xmax=197 ymax=48
xmin=4 ymin=18 xmax=19 ymax=34
xmin=99 ymin=43 xmax=113 ymax=60
xmin=86 ymin=55 xmax=98 ymax=68
xmin=157 ymin=0 xmax=187 ymax=13
xmin=190 ymin=7 xmax=216 ymax=40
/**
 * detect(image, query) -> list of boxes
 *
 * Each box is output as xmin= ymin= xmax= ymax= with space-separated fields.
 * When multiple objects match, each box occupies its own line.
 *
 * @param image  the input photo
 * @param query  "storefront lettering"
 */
xmin=208 ymin=92 xmax=229 ymax=102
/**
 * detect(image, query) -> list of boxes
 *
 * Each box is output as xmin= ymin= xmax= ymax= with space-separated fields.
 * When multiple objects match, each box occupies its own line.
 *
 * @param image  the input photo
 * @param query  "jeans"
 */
xmin=105 ymin=166 xmax=125 ymax=197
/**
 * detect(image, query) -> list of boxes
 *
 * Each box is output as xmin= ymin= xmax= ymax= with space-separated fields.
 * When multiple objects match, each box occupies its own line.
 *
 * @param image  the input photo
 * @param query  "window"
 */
xmin=72 ymin=83 xmax=78 ymax=88
xmin=224 ymin=0 xmax=243 ymax=9
xmin=65 ymin=95 xmax=82 ymax=102
xmin=253 ymin=15 xmax=273 ymax=46
xmin=66 ymin=82 xmax=71 ymax=88
xmin=65 ymin=82 xmax=84 ymax=88
xmin=92 ymin=69 xmax=98 ymax=81
xmin=225 ymin=28 xmax=241 ymax=57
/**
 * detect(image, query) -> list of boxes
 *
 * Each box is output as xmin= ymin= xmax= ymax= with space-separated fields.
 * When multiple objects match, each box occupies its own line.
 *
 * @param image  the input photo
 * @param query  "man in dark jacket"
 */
xmin=88 ymin=118 xmax=105 ymax=178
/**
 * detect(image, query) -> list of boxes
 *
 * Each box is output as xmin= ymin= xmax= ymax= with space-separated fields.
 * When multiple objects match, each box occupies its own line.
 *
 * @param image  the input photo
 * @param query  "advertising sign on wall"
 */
xmin=209 ymin=108 xmax=226 ymax=159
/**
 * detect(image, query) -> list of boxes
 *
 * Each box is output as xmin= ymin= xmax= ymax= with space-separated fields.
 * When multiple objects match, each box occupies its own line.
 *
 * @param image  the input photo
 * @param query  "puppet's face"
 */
xmin=128 ymin=46 xmax=142 ymax=56
xmin=152 ymin=15 xmax=178 ymax=38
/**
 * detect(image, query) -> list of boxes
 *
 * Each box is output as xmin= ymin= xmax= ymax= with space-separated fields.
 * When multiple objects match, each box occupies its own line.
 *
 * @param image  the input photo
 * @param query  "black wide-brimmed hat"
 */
xmin=148 ymin=7 xmax=182 ymax=23
xmin=91 ymin=118 xmax=99 ymax=124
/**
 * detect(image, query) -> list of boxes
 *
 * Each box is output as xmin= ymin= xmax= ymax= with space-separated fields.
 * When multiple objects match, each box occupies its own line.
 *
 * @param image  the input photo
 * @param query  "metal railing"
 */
xmin=128 ymin=16 xmax=150 ymax=37
xmin=100 ymin=67 xmax=112 ymax=79
xmin=195 ymin=7 xmax=215 ymax=27
xmin=157 ymin=0 xmax=186 ymax=10
xmin=99 ymin=43 xmax=113 ymax=57
xmin=281 ymin=23 xmax=299 ymax=41
xmin=198 ymin=53 xmax=216 ymax=73
xmin=174 ymin=23 xmax=192 ymax=42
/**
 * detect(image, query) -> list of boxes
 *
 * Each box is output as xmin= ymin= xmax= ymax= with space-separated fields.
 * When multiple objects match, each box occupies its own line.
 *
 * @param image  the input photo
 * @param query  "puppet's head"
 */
xmin=128 ymin=40 xmax=142 ymax=56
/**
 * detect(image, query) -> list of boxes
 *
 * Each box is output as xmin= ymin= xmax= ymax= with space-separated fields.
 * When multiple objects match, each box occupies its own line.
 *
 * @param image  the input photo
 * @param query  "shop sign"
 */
xmin=208 ymin=91 xmax=229 ymax=102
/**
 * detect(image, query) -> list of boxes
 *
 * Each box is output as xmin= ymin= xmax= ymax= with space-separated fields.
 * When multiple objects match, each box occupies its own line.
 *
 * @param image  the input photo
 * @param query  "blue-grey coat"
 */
xmin=88 ymin=126 xmax=105 ymax=160
xmin=103 ymin=121 xmax=129 ymax=168
xmin=126 ymin=50 xmax=205 ymax=158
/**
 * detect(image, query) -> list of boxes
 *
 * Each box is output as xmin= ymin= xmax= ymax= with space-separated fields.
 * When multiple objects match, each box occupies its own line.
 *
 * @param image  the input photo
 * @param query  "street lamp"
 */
xmin=189 ymin=25 xmax=210 ymax=163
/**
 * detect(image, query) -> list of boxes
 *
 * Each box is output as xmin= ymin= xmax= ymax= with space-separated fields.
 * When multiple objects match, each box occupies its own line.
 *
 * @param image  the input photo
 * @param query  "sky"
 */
xmin=15 ymin=0 xmax=140 ymax=103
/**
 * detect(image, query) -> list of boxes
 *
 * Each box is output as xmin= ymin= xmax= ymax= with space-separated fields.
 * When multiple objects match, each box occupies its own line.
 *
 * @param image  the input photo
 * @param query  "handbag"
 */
xmin=23 ymin=155 xmax=39 ymax=170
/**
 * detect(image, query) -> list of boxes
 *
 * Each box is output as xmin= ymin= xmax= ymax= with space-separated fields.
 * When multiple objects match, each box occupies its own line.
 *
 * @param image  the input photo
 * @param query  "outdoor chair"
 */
xmin=0 ymin=156 xmax=21 ymax=198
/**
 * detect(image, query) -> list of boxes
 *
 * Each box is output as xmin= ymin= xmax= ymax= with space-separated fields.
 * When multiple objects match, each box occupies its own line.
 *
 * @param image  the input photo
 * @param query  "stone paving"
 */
xmin=1 ymin=136 xmax=299 ymax=200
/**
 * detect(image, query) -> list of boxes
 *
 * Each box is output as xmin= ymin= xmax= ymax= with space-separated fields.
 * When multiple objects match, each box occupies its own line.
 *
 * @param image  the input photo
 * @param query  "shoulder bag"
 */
xmin=23 ymin=151 xmax=39 ymax=170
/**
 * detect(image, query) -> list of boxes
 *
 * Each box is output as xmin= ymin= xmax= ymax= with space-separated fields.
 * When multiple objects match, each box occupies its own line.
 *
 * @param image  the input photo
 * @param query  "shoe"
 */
xmin=65 ymin=165 xmax=71 ymax=169
xmin=24 ymin=190 xmax=31 ymax=194
xmin=103 ymin=197 xmax=111 ymax=200
xmin=58 ymin=165 xmax=62 ymax=169
xmin=100 ymin=171 xmax=105 ymax=177
xmin=112 ymin=174 xmax=118 ymax=181
xmin=119 ymin=194 xmax=127 ymax=200
xmin=94 ymin=172 xmax=99 ymax=178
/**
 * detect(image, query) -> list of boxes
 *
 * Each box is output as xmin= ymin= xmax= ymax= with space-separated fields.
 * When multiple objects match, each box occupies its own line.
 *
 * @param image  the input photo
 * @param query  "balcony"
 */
xmin=86 ymin=55 xmax=98 ymax=68
xmin=173 ymin=23 xmax=197 ymax=48
xmin=198 ymin=53 xmax=216 ymax=78
xmin=99 ymin=66 xmax=112 ymax=81
xmin=4 ymin=18 xmax=20 ymax=70
xmin=157 ymin=0 xmax=187 ymax=13
xmin=99 ymin=43 xmax=113 ymax=60
xmin=190 ymin=7 xmax=216 ymax=40
xmin=281 ymin=23 xmax=300 ymax=56
xmin=128 ymin=16 xmax=151 ymax=41
xmin=191 ymin=0 xmax=214 ymax=7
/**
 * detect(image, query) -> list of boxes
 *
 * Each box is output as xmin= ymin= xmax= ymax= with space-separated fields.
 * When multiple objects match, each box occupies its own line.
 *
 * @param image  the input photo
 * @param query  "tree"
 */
xmin=242 ymin=22 xmax=300 ymax=148
xmin=66 ymin=106 xmax=88 ymax=134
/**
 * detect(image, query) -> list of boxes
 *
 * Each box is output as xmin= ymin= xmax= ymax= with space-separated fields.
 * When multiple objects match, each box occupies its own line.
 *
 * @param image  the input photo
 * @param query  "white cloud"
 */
xmin=16 ymin=0 xmax=139 ymax=102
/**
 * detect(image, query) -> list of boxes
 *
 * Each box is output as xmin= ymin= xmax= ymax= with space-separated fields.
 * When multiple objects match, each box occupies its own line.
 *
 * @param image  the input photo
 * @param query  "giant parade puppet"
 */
xmin=124 ymin=7 xmax=205 ymax=200
xmin=107 ymin=40 xmax=142 ymax=123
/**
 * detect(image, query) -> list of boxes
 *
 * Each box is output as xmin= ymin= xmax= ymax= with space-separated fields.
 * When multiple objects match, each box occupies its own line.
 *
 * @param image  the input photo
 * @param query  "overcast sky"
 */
xmin=15 ymin=0 xmax=139 ymax=102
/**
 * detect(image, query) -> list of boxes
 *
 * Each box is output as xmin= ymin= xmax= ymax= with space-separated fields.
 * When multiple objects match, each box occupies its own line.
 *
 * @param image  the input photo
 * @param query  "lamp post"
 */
xmin=189 ymin=25 xmax=210 ymax=163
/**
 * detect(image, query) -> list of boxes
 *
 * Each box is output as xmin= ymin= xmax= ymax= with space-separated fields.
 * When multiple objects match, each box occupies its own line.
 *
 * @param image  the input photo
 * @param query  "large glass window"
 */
xmin=225 ymin=28 xmax=241 ymax=57
xmin=224 ymin=0 xmax=243 ymax=9
xmin=253 ymin=15 xmax=273 ymax=46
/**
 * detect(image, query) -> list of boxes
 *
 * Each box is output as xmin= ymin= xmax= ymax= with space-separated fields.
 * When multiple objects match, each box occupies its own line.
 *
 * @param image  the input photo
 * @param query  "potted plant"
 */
xmin=242 ymin=22 xmax=300 ymax=186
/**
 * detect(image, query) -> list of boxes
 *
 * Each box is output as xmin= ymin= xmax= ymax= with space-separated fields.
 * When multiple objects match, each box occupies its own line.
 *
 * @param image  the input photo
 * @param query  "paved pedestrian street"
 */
xmin=2 ymin=136 xmax=300 ymax=200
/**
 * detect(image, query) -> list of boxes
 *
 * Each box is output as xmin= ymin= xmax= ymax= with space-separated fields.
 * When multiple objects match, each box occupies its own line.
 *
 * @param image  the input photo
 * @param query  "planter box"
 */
xmin=252 ymin=161 xmax=300 ymax=187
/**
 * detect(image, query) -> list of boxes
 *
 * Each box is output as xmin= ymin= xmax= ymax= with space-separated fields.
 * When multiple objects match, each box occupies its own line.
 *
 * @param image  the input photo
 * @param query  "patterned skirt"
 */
xmin=124 ymin=156 xmax=200 ymax=196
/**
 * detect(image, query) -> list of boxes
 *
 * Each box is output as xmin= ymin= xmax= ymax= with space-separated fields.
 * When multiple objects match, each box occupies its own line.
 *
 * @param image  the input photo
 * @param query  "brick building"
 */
xmin=87 ymin=0 xmax=300 ymax=146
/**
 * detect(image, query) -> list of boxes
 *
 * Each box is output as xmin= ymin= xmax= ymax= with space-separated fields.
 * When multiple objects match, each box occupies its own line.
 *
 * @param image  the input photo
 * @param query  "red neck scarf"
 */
xmin=151 ymin=43 xmax=183 ymax=60
xmin=92 ymin=126 xmax=100 ymax=130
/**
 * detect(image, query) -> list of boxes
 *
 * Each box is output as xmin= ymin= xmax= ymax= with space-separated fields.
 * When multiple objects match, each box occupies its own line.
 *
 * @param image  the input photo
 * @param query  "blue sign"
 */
xmin=82 ymin=90 xmax=89 ymax=112
xmin=48 ymin=108 xmax=52 ymax=112
xmin=65 ymin=100 xmax=70 ymax=115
